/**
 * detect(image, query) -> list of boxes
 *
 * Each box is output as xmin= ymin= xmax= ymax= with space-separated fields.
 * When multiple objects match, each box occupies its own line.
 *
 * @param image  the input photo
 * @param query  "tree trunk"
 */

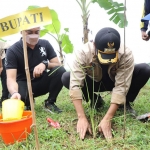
xmin=83 ymin=15 xmax=89 ymax=44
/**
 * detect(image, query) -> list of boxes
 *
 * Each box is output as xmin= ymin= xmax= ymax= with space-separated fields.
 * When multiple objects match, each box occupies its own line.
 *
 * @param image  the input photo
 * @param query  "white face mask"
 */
xmin=26 ymin=34 xmax=39 ymax=45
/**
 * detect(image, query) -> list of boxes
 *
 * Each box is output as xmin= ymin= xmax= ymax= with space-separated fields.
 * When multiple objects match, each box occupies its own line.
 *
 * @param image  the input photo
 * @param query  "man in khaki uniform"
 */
xmin=61 ymin=27 xmax=150 ymax=140
xmin=0 ymin=40 xmax=10 ymax=106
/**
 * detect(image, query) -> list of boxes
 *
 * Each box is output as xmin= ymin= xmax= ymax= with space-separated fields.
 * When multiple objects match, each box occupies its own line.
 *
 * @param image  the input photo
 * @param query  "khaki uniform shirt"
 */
xmin=69 ymin=42 xmax=134 ymax=104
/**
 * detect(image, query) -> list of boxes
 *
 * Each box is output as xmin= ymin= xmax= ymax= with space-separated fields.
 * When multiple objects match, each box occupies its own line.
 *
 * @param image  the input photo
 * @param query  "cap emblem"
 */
xmin=104 ymin=42 xmax=115 ymax=53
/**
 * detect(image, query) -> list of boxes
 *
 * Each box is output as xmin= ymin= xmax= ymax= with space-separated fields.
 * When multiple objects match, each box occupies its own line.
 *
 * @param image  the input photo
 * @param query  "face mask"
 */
xmin=26 ymin=34 xmax=39 ymax=45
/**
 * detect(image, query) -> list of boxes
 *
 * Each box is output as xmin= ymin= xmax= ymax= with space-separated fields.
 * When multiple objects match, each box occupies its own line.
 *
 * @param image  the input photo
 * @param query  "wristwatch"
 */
xmin=42 ymin=60 xmax=48 ymax=69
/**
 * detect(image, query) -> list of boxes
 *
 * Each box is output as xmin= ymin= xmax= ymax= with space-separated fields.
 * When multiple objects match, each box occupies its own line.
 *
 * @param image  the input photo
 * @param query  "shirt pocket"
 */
xmin=86 ymin=55 xmax=102 ymax=82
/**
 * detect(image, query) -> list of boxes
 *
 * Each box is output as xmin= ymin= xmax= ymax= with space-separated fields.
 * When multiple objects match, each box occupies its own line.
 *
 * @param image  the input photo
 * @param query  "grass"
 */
xmin=0 ymin=81 xmax=150 ymax=150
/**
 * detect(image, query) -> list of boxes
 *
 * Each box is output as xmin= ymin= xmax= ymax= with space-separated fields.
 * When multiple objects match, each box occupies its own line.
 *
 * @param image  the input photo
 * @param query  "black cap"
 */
xmin=95 ymin=27 xmax=120 ymax=64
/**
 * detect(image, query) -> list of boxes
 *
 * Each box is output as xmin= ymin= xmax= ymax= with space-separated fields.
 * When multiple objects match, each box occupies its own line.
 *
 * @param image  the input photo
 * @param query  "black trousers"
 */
xmin=61 ymin=63 xmax=150 ymax=103
xmin=16 ymin=66 xmax=66 ymax=106
xmin=1 ymin=58 xmax=9 ymax=100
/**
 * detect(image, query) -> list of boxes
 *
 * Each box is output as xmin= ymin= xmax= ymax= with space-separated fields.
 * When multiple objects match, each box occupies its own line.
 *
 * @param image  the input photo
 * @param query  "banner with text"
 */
xmin=0 ymin=7 xmax=52 ymax=38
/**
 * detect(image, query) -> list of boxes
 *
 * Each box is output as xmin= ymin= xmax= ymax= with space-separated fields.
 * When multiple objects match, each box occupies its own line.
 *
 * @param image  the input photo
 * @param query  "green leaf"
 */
xmin=109 ymin=13 xmax=116 ymax=21
xmin=117 ymin=13 xmax=128 ymax=28
xmin=61 ymin=34 xmax=73 ymax=54
xmin=27 ymin=6 xmax=61 ymax=34
xmin=64 ymin=28 xmax=69 ymax=32
xmin=112 ymin=15 xmax=120 ymax=24
xmin=107 ymin=8 xmax=115 ymax=15
xmin=27 ymin=5 xmax=73 ymax=55
xmin=93 ymin=0 xmax=112 ymax=10
xmin=40 ymin=29 xmax=48 ymax=37
xmin=27 ymin=5 xmax=40 ymax=10
xmin=44 ymin=9 xmax=61 ymax=34
xmin=115 ymin=7 xmax=125 ymax=12
xmin=92 ymin=0 xmax=128 ymax=28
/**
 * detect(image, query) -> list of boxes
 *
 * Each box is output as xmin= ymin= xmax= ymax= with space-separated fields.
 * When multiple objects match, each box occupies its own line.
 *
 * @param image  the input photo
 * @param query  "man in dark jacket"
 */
xmin=141 ymin=0 xmax=150 ymax=40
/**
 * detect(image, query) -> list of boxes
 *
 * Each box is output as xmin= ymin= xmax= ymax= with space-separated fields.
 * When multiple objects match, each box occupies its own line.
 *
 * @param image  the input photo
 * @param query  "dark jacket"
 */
xmin=141 ymin=0 xmax=150 ymax=31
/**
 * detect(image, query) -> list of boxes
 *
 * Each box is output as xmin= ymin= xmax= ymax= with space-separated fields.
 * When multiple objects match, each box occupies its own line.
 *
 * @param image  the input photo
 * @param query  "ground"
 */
xmin=0 ymin=81 xmax=150 ymax=150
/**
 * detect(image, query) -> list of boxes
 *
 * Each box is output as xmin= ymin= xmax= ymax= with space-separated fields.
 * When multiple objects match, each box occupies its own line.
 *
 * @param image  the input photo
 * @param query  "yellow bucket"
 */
xmin=2 ymin=99 xmax=25 ymax=121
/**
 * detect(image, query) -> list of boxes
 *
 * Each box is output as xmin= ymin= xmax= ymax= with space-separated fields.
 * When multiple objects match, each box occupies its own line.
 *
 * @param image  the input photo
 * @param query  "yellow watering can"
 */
xmin=2 ymin=99 xmax=25 ymax=121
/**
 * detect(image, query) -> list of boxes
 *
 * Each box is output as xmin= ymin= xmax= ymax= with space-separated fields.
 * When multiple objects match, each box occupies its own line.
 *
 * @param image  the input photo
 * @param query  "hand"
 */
xmin=141 ymin=31 xmax=149 ymax=41
xmin=11 ymin=92 xmax=21 ymax=100
xmin=33 ymin=63 xmax=46 ymax=78
xmin=77 ymin=116 xmax=92 ymax=140
xmin=98 ymin=118 xmax=112 ymax=140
